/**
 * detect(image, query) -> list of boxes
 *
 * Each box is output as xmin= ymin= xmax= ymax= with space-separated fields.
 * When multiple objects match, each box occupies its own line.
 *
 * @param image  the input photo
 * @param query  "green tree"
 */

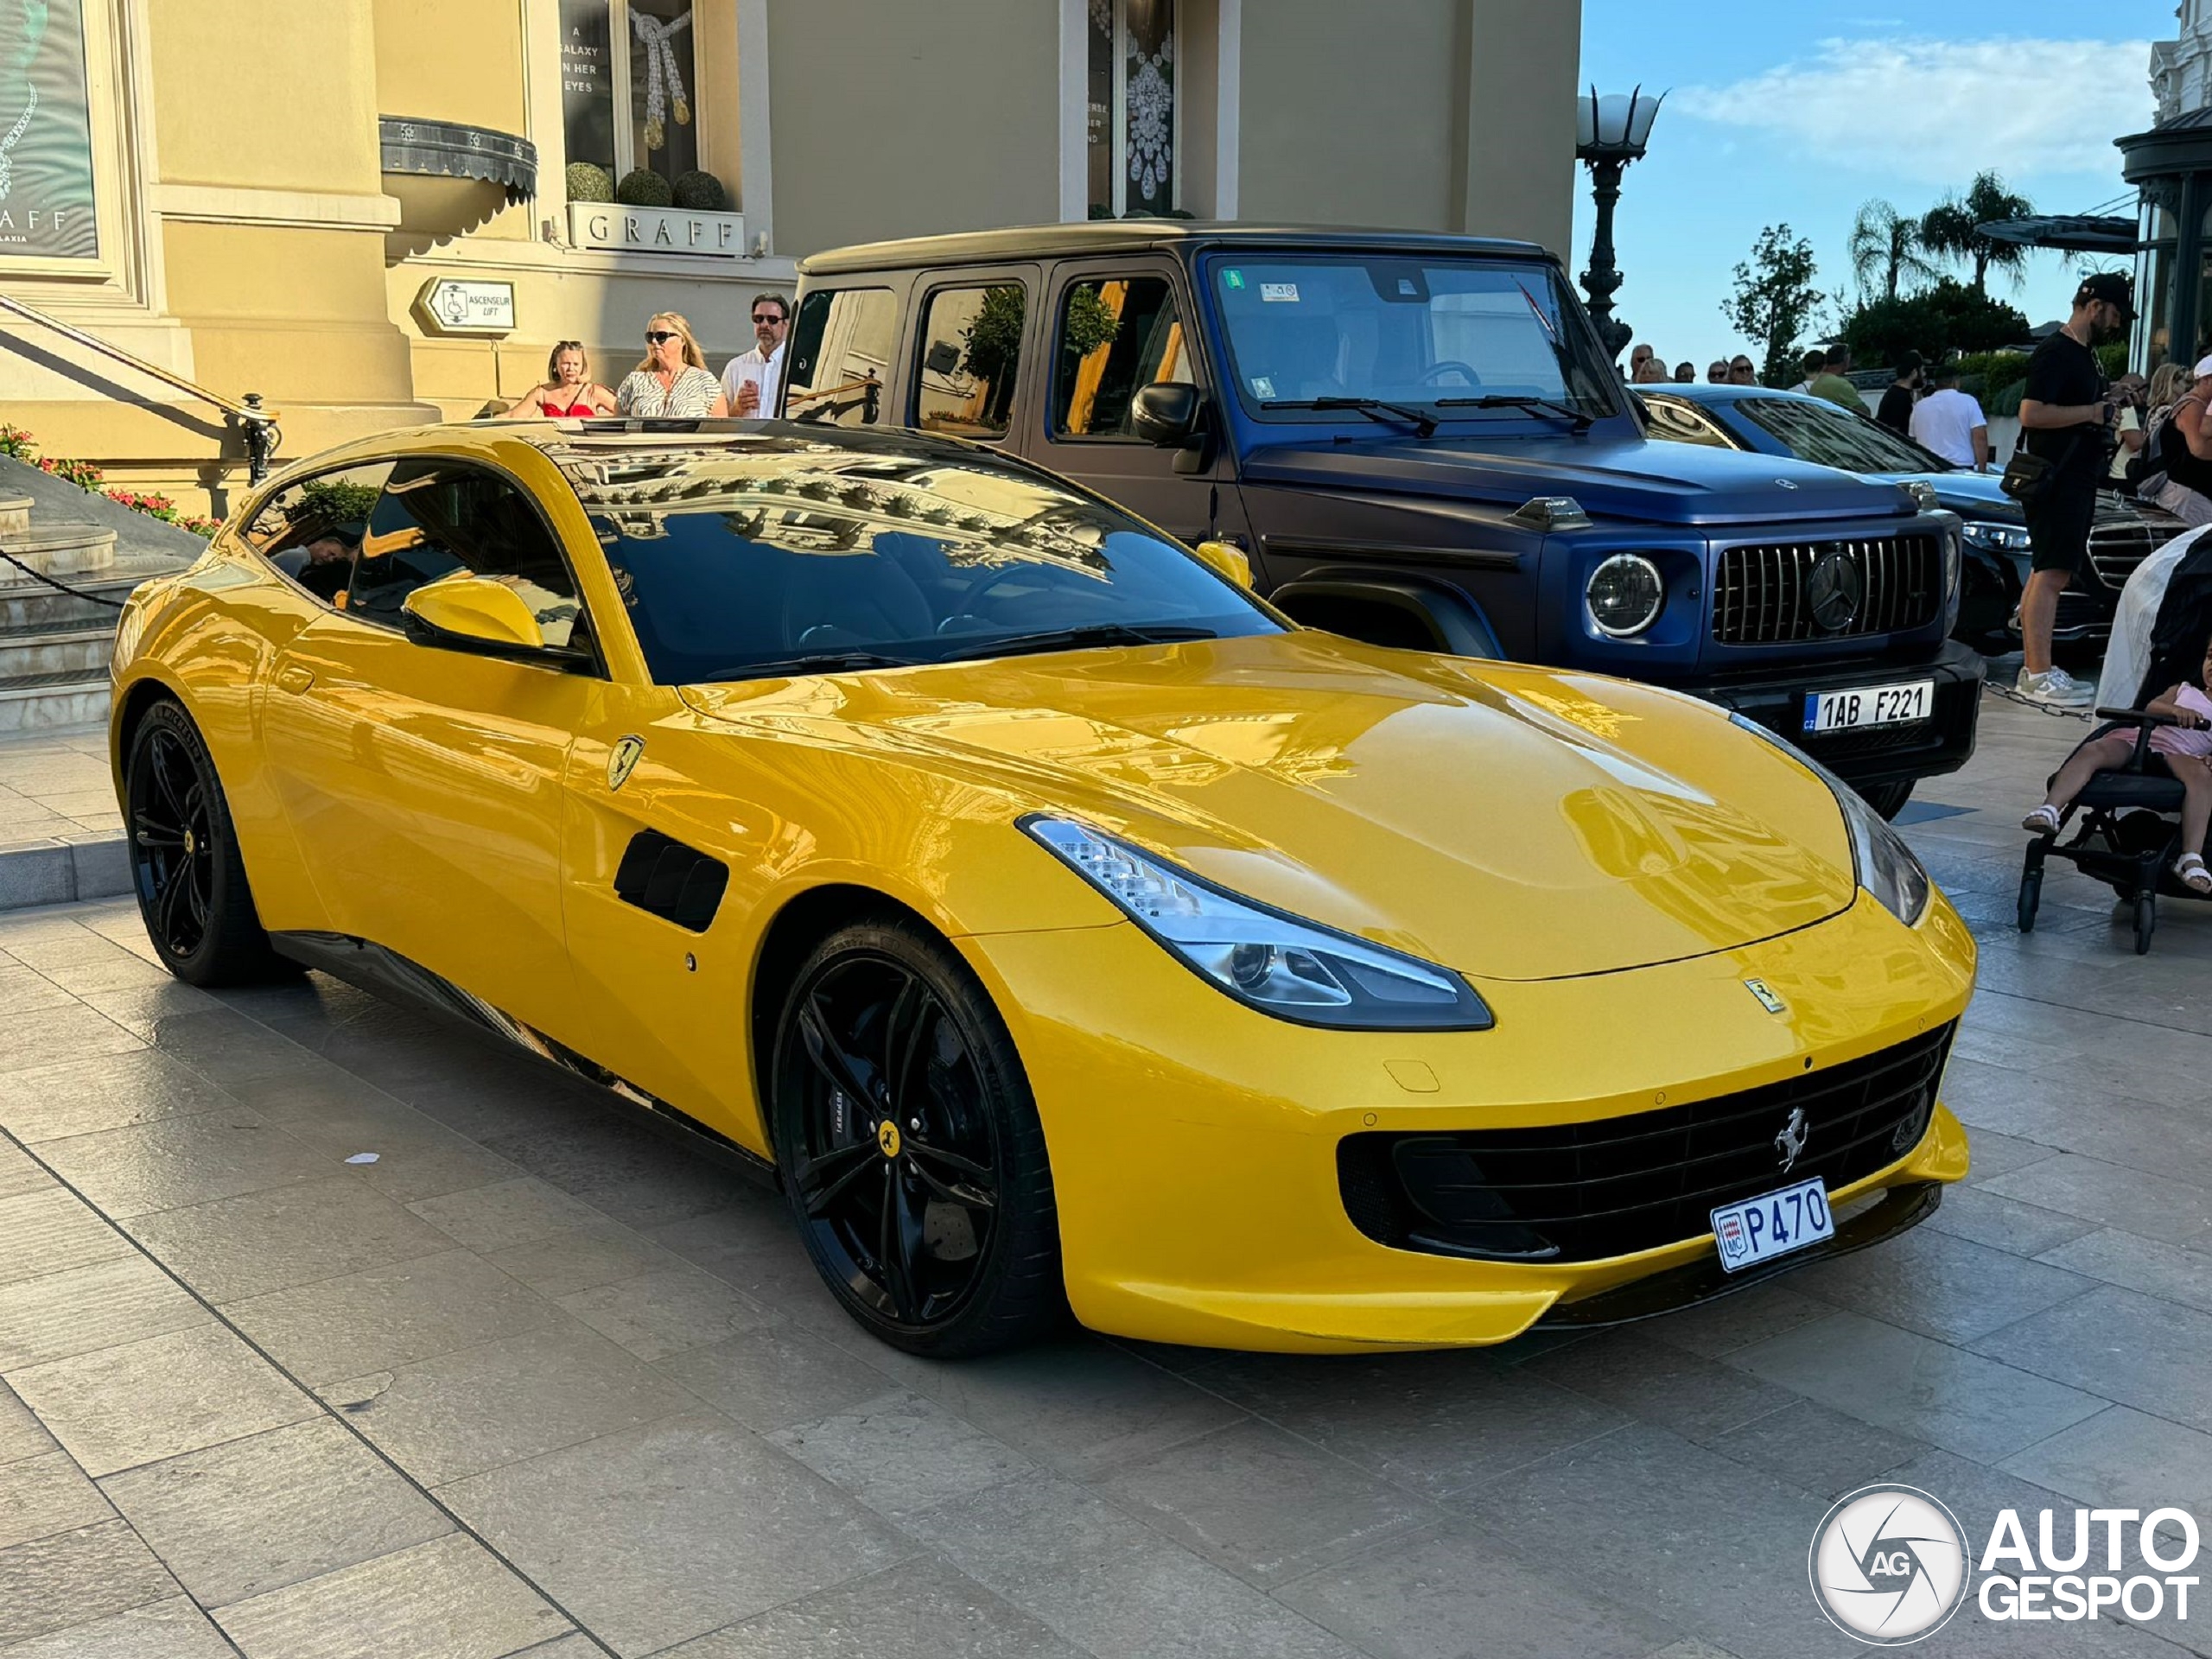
xmin=1847 ymin=199 xmax=1936 ymax=303
xmin=958 ymin=285 xmax=1027 ymax=428
xmin=1720 ymin=225 xmax=1822 ymax=386
xmin=1920 ymin=172 xmax=2035 ymax=296
xmin=1837 ymin=276 xmax=2032 ymax=369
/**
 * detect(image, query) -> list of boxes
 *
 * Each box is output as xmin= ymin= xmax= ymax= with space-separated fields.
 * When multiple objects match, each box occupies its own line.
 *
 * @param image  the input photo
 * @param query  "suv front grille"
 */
xmin=1713 ymin=537 xmax=1942 ymax=645
xmin=2088 ymin=518 xmax=2160 ymax=593
xmin=1338 ymin=1025 xmax=1953 ymax=1265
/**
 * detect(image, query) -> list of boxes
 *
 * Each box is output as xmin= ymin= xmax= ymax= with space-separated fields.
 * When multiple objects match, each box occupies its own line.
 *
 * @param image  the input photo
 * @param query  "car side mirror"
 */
xmin=1132 ymin=383 xmax=1202 ymax=448
xmin=1192 ymin=539 xmax=1253 ymax=589
xmin=402 ymin=573 xmax=546 ymax=653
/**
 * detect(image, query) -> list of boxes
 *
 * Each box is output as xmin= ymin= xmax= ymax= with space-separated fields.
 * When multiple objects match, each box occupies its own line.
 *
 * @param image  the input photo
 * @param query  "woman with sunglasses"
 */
xmin=616 ymin=313 xmax=729 ymax=417
xmin=503 ymin=341 xmax=619 ymax=419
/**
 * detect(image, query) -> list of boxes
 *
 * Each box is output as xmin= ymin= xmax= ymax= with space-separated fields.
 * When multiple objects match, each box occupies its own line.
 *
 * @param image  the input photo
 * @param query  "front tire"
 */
xmin=124 ymin=700 xmax=288 ymax=986
xmin=769 ymin=914 xmax=1064 ymax=1357
xmin=1858 ymin=780 xmax=1914 ymax=821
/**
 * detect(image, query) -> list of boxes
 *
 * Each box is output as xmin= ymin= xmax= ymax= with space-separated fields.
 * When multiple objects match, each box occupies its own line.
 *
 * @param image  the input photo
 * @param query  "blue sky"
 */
xmin=1572 ymin=0 xmax=2171 ymax=368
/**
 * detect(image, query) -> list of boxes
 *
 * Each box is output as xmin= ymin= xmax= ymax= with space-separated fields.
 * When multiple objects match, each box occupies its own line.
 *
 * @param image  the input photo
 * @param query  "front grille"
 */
xmin=1713 ymin=537 xmax=1942 ymax=645
xmin=2088 ymin=518 xmax=2160 ymax=593
xmin=1338 ymin=1025 xmax=1953 ymax=1264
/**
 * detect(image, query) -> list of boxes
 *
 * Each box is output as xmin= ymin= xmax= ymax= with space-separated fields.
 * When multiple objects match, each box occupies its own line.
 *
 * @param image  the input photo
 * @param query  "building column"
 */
xmin=736 ymin=0 xmax=774 ymax=252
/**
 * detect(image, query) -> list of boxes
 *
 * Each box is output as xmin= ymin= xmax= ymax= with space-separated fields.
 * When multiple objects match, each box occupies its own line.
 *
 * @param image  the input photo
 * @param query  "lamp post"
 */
xmin=1574 ymin=85 xmax=1664 ymax=365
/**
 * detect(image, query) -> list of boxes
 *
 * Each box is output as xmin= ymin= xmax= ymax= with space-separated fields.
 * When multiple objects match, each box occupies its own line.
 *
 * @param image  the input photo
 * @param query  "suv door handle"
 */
xmin=275 ymin=664 xmax=315 ymax=695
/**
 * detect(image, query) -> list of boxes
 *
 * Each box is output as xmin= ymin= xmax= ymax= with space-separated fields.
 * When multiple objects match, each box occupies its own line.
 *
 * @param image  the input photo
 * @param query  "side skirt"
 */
xmin=269 ymin=930 xmax=779 ymax=1191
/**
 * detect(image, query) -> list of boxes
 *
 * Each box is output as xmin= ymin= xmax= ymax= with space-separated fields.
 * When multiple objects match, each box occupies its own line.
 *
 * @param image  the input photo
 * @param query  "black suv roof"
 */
xmin=798 ymin=220 xmax=1554 ymax=277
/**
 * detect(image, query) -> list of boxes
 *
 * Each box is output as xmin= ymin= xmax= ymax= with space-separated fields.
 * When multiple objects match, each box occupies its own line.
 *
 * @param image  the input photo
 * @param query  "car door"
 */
xmin=907 ymin=266 xmax=1041 ymax=451
xmin=259 ymin=453 xmax=600 ymax=1040
xmin=1030 ymin=261 xmax=1247 ymax=549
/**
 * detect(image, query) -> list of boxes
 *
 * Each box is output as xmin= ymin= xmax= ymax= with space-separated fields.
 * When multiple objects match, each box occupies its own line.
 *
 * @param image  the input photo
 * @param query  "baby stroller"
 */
xmin=2017 ymin=531 xmax=2212 ymax=953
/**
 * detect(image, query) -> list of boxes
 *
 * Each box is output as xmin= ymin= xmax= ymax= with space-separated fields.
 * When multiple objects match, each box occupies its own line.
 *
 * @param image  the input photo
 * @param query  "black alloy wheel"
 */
xmin=771 ymin=915 xmax=1062 ymax=1357
xmin=124 ymin=700 xmax=287 ymax=985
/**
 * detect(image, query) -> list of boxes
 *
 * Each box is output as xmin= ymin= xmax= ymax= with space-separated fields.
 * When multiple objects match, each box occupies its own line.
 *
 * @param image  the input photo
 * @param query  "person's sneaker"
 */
xmin=2016 ymin=665 xmax=2094 ymax=707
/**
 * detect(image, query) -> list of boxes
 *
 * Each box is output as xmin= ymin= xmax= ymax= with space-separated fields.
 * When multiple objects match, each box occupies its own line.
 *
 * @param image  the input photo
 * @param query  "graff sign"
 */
xmin=0 ymin=0 xmax=97 ymax=258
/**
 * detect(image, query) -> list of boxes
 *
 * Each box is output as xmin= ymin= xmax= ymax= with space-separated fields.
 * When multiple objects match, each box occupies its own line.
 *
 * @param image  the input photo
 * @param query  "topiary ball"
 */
xmin=615 ymin=168 xmax=674 ymax=207
xmin=565 ymin=162 xmax=614 ymax=203
xmin=671 ymin=169 xmax=726 ymax=212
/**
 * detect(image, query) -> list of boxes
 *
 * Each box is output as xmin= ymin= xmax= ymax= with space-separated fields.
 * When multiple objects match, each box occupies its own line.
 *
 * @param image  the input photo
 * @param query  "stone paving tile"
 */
xmin=480 ymin=1217 xmax=686 ymax=1298
xmin=0 ymin=1255 xmax=207 ymax=1371
xmin=2000 ymin=1404 xmax=2212 ymax=1517
xmin=0 ymin=1519 xmax=181 ymax=1648
xmin=475 ymin=1115 xmax=749 ymax=1234
xmin=122 ymin=1173 xmax=455 ymax=1305
xmin=1786 ymin=1222 xmax=2100 ymax=1345
xmin=437 ymin=1411 xmax=912 ymax=1657
xmin=0 ymin=1592 xmax=237 ymax=1658
xmin=657 ymin=1327 xmax=900 ymax=1436
xmin=405 ymin=1175 xmax=603 ymax=1255
xmin=0 ymin=1049 xmax=237 ymax=1144
xmin=912 ymin=1471 xmax=1362 ymax=1659
xmin=0 ymin=1186 xmax=133 ymax=1287
xmin=1972 ymin=1286 xmax=2212 ymax=1437
xmin=1699 ymin=1397 xmax=1928 ymax=1503
xmin=0 ymin=1449 xmax=114 ymax=1550
xmin=74 ymin=979 xmax=226 ymax=1037
xmin=222 ymin=1248 xmax=560 ymax=1387
xmin=766 ymin=1390 xmax=1034 ymax=1526
xmin=657 ymin=1559 xmax=1090 ymax=1658
xmin=211 ymin=1531 xmax=573 ymax=1659
xmin=0 ymin=1138 xmax=53 ymax=1200
xmin=0 ymin=1004 xmax=143 ymax=1074
xmin=276 ymin=1091 xmax=525 ymax=1204
xmin=554 ymin=1263 xmax=775 ymax=1362
xmin=5 ymin=1323 xmax=321 ymax=1478
xmin=0 ymin=1378 xmax=57 ymax=1465
xmin=2036 ymin=1228 xmax=2212 ymax=1315
xmin=33 ymin=1107 xmax=334 ymax=1219
xmin=1525 ymin=1326 xmax=1799 ymax=1445
xmin=1922 ymin=1185 xmax=2101 ymax=1258
xmin=136 ymin=1007 xmax=320 ymax=1088
xmin=1978 ymin=1153 xmax=2212 ymax=1246
xmin=317 ymin=1319 xmax=698 ymax=1487
xmin=0 ymin=963 xmax=77 ymax=1012
xmin=99 ymin=1416 xmax=452 ymax=1609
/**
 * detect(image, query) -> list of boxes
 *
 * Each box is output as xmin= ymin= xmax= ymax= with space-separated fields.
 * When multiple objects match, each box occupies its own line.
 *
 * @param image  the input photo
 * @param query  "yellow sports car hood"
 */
xmin=681 ymin=632 xmax=1860 ymax=982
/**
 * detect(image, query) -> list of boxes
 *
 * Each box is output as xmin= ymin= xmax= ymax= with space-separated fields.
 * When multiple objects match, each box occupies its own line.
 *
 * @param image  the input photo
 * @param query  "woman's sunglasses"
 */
xmin=645 ymin=330 xmax=678 ymax=345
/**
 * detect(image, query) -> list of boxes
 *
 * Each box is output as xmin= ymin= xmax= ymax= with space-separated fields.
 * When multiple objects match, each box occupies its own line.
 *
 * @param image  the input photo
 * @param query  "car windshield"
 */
xmin=1729 ymin=395 xmax=1953 ymax=475
xmin=542 ymin=429 xmax=1278 ymax=684
xmin=1207 ymin=254 xmax=1620 ymax=423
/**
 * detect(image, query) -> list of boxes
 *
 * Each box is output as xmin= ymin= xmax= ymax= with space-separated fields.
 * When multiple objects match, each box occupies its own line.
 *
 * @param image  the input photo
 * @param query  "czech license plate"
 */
xmin=1802 ymin=680 xmax=1933 ymax=734
xmin=1711 ymin=1178 xmax=1834 ymax=1273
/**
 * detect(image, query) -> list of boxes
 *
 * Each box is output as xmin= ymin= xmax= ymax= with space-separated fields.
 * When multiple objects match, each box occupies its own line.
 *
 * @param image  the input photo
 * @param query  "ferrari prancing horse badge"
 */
xmin=608 ymin=734 xmax=645 ymax=791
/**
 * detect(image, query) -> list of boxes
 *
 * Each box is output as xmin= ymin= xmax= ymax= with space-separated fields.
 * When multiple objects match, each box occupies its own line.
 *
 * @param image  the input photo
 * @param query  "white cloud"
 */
xmin=1675 ymin=36 xmax=2154 ymax=184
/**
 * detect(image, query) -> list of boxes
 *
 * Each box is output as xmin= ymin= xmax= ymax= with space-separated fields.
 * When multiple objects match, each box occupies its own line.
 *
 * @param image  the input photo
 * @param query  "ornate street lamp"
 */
xmin=1574 ymin=85 xmax=1664 ymax=365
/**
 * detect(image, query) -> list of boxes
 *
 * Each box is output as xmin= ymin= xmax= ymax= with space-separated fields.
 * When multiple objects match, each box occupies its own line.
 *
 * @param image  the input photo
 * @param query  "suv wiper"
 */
xmin=1434 ymin=394 xmax=1593 ymax=432
xmin=944 ymin=623 xmax=1220 ymax=662
xmin=702 ymin=649 xmax=918 ymax=681
xmin=1263 ymin=397 xmax=1437 ymax=439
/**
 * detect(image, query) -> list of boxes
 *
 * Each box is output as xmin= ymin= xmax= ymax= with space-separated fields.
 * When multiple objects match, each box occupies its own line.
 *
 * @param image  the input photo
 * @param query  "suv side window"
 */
xmin=239 ymin=462 xmax=396 ymax=605
xmin=915 ymin=282 xmax=1025 ymax=440
xmin=785 ymin=286 xmax=896 ymax=426
xmin=1052 ymin=276 xmax=1193 ymax=439
xmin=348 ymin=460 xmax=585 ymax=650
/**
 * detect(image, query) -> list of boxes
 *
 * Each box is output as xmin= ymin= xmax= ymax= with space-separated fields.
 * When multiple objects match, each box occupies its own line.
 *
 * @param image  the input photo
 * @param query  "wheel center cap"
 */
xmin=183 ymin=830 xmax=196 ymax=855
xmin=876 ymin=1120 xmax=901 ymax=1159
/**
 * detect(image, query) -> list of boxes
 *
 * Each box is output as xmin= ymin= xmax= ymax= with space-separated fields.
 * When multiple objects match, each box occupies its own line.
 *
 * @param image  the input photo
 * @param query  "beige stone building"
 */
xmin=0 ymin=0 xmax=1581 ymax=514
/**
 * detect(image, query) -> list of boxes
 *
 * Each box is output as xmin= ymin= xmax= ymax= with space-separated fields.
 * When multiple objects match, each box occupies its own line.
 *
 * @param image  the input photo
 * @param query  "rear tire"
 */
xmin=1857 ymin=781 xmax=1914 ymax=822
xmin=769 ymin=913 xmax=1065 ymax=1357
xmin=2135 ymin=892 xmax=2157 ymax=956
xmin=124 ymin=700 xmax=289 ymax=986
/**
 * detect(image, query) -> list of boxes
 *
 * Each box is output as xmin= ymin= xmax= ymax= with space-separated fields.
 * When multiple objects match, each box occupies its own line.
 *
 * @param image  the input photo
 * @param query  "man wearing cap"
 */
xmin=2013 ymin=272 xmax=2134 ymax=707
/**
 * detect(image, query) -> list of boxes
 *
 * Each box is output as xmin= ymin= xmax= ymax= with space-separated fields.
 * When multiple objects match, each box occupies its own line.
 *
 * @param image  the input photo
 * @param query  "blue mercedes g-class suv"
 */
xmin=782 ymin=223 xmax=1979 ymax=816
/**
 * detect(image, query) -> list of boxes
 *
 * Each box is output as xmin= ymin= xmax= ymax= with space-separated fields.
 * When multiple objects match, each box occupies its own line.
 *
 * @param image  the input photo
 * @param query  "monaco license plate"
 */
xmin=1711 ymin=1179 xmax=1834 ymax=1274
xmin=1802 ymin=679 xmax=1933 ymax=734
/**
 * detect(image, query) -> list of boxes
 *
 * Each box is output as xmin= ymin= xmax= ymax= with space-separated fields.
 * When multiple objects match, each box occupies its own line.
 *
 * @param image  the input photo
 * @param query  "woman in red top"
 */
xmin=503 ymin=342 xmax=618 ymax=418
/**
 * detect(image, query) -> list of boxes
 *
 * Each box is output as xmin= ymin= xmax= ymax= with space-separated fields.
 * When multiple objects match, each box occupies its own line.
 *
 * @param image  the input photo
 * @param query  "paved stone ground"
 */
xmin=3 ymin=688 xmax=2212 ymax=1657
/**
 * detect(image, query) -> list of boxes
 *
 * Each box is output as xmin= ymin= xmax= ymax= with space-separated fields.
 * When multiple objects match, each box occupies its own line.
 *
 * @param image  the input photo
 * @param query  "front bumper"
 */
xmin=1688 ymin=638 xmax=1985 ymax=791
xmin=957 ymin=888 xmax=1975 ymax=1353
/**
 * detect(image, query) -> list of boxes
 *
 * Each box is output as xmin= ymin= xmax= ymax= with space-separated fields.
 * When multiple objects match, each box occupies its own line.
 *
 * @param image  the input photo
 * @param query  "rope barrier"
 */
xmin=0 ymin=546 xmax=127 ymax=609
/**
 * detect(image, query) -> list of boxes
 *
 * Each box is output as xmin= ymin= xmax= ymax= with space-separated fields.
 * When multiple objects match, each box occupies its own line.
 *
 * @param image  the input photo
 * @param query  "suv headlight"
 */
xmin=1727 ymin=714 xmax=1929 ymax=925
xmin=1023 ymin=817 xmax=1494 ymax=1030
xmin=1586 ymin=553 xmax=1665 ymax=638
xmin=1960 ymin=521 xmax=2031 ymax=553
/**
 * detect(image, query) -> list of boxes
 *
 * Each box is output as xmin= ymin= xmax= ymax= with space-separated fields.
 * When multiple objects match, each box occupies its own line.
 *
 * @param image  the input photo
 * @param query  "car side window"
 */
xmin=915 ymin=282 xmax=1025 ymax=440
xmin=238 ymin=462 xmax=396 ymax=606
xmin=347 ymin=460 xmax=584 ymax=650
xmin=784 ymin=286 xmax=895 ymax=426
xmin=1052 ymin=276 xmax=1193 ymax=439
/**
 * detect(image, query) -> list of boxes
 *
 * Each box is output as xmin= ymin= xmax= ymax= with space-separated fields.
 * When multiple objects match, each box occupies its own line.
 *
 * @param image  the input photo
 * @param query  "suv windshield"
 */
xmin=542 ymin=430 xmax=1276 ymax=684
xmin=1207 ymin=254 xmax=1620 ymax=423
xmin=1727 ymin=394 xmax=1952 ymax=475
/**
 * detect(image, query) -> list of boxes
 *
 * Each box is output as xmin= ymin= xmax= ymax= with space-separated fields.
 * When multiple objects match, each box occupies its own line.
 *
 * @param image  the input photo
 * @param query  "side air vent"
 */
xmin=613 ymin=830 xmax=729 ymax=931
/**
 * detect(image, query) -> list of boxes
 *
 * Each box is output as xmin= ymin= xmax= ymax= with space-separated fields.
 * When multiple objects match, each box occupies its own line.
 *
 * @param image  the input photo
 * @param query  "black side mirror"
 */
xmin=1132 ymin=383 xmax=1203 ymax=448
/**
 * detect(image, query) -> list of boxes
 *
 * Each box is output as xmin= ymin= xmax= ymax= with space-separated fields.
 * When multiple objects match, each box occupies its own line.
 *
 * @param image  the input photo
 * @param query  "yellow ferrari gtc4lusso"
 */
xmin=110 ymin=420 xmax=1973 ymax=1357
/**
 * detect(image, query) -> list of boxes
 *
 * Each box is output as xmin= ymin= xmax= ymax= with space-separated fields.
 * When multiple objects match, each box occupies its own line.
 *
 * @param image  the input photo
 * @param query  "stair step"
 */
xmin=0 ymin=550 xmax=189 ymax=631
xmin=0 ymin=672 xmax=110 ymax=734
xmin=0 ymin=625 xmax=113 ymax=681
xmin=0 ymin=521 xmax=120 ymax=580
xmin=0 ymin=496 xmax=30 ymax=537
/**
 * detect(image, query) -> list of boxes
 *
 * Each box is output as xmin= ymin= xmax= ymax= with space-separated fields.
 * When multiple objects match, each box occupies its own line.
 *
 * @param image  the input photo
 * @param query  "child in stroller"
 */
xmin=2021 ymin=631 xmax=2212 ymax=895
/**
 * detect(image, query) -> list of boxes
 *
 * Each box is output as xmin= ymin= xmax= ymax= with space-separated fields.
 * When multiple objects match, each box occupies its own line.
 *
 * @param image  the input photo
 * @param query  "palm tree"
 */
xmin=1920 ymin=172 xmax=2036 ymax=296
xmin=1848 ymin=200 xmax=1936 ymax=303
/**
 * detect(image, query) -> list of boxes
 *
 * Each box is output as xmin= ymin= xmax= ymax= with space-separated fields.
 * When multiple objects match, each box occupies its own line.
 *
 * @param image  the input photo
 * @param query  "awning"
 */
xmin=378 ymin=117 xmax=537 ymax=259
xmin=1976 ymin=214 xmax=2139 ymax=254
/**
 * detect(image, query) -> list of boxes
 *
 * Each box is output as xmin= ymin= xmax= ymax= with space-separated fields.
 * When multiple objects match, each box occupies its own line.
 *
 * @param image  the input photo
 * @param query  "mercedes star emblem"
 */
xmin=1805 ymin=550 xmax=1865 ymax=633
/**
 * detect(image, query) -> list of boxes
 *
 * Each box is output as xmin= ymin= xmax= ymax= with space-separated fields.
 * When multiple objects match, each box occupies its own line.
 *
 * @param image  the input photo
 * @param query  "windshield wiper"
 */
xmin=944 ymin=623 xmax=1220 ymax=662
xmin=702 ymin=649 xmax=918 ymax=682
xmin=1434 ymin=394 xmax=1593 ymax=432
xmin=1263 ymin=397 xmax=1437 ymax=439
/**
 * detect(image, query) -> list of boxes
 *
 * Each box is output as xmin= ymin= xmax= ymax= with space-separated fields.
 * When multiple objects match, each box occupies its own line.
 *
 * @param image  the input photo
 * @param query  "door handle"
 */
xmin=275 ymin=664 xmax=315 ymax=695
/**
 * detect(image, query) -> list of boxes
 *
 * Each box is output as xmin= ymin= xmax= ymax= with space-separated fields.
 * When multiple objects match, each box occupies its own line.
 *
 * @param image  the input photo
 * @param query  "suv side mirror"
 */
xmin=1192 ymin=539 xmax=1253 ymax=589
xmin=403 ymin=573 xmax=546 ymax=652
xmin=1132 ymin=383 xmax=1202 ymax=448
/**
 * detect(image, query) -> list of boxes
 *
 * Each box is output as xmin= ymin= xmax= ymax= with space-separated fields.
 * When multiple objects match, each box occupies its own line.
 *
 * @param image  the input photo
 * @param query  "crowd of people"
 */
xmin=1628 ymin=343 xmax=1758 ymax=385
xmin=497 ymin=293 xmax=792 ymax=423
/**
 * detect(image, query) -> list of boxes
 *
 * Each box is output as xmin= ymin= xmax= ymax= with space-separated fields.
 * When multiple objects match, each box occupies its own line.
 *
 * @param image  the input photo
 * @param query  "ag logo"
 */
xmin=607 ymin=734 xmax=645 ymax=791
xmin=1810 ymin=1484 xmax=1971 ymax=1644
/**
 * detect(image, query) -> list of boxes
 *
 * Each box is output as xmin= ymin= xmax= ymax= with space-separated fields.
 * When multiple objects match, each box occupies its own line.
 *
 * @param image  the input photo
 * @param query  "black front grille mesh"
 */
xmin=1338 ymin=1025 xmax=1953 ymax=1264
xmin=1713 ymin=537 xmax=1942 ymax=645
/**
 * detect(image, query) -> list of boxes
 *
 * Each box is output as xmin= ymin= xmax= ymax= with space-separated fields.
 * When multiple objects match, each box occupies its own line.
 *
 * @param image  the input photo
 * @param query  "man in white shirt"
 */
xmin=721 ymin=292 xmax=790 ymax=417
xmin=1908 ymin=364 xmax=1990 ymax=470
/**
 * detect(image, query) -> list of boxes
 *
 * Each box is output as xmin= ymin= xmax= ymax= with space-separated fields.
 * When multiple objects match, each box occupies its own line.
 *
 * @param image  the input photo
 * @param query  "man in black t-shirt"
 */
xmin=1876 ymin=352 xmax=1921 ymax=435
xmin=2014 ymin=273 xmax=2134 ymax=707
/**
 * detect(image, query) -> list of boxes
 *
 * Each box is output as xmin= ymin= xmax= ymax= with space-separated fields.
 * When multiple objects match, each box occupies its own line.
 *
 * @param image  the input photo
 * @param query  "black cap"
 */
xmin=2075 ymin=271 xmax=2138 ymax=322
xmin=1897 ymin=349 xmax=1923 ymax=373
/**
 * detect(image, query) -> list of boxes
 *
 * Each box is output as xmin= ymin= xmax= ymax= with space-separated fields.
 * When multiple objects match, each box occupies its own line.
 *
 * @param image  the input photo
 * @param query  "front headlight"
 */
xmin=1023 ymin=817 xmax=1494 ymax=1030
xmin=1960 ymin=520 xmax=2032 ymax=553
xmin=1586 ymin=553 xmax=1665 ymax=638
xmin=1727 ymin=714 xmax=1930 ymax=925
